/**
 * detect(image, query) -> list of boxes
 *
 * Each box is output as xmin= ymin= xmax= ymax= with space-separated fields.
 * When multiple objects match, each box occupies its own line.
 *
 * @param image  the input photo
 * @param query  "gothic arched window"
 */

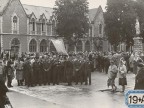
xmin=29 ymin=39 xmax=37 ymax=52
xmin=12 ymin=16 xmax=18 ymax=33
xmin=99 ymin=24 xmax=102 ymax=34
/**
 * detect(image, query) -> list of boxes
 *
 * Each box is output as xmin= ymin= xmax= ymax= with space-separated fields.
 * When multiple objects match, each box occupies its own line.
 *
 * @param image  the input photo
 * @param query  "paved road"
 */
xmin=7 ymin=91 xmax=69 ymax=108
xmin=8 ymin=72 xmax=135 ymax=108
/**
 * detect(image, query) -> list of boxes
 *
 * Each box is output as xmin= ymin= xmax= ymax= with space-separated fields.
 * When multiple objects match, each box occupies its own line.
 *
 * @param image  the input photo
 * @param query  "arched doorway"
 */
xmin=29 ymin=39 xmax=37 ymax=52
xmin=49 ymin=41 xmax=56 ymax=52
xmin=85 ymin=41 xmax=90 ymax=52
xmin=11 ymin=38 xmax=20 ymax=54
xmin=40 ymin=39 xmax=47 ymax=52
xmin=76 ymin=40 xmax=82 ymax=52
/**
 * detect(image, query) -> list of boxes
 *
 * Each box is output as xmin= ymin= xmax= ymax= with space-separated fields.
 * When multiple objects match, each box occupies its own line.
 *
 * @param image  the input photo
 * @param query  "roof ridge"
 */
xmin=22 ymin=4 xmax=53 ymax=9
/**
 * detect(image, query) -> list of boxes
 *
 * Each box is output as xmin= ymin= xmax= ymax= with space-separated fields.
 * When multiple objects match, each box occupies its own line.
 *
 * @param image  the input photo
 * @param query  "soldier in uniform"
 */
xmin=23 ymin=57 xmax=33 ymax=87
xmin=52 ymin=56 xmax=61 ymax=85
xmin=39 ymin=56 xmax=45 ymax=85
xmin=73 ymin=54 xmax=84 ymax=85
xmin=32 ymin=57 xmax=40 ymax=86
xmin=84 ymin=57 xmax=92 ymax=85
xmin=79 ymin=55 xmax=87 ymax=85
xmin=64 ymin=55 xmax=73 ymax=85
xmin=43 ymin=55 xmax=52 ymax=85
xmin=59 ymin=55 xmax=65 ymax=82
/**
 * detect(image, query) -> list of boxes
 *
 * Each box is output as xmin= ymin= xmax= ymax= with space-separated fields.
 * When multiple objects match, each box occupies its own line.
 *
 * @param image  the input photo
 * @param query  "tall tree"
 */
xmin=53 ymin=0 xmax=89 ymax=44
xmin=104 ymin=0 xmax=137 ymax=50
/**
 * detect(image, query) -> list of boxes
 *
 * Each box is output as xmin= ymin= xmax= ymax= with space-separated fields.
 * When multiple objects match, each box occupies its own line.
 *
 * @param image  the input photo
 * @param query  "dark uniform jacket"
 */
xmin=134 ymin=67 xmax=144 ymax=90
xmin=0 ymin=80 xmax=9 ymax=107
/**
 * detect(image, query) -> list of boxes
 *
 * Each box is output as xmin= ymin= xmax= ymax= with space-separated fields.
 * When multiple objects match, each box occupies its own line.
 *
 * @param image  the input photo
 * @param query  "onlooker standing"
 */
xmin=15 ymin=58 xmax=24 ymax=86
xmin=129 ymin=53 xmax=134 ymax=73
xmin=118 ymin=58 xmax=127 ymax=92
xmin=133 ymin=52 xmax=141 ymax=74
xmin=107 ymin=60 xmax=118 ymax=92
xmin=134 ymin=59 xmax=144 ymax=90
xmin=0 ymin=61 xmax=13 ymax=108
xmin=6 ymin=59 xmax=14 ymax=88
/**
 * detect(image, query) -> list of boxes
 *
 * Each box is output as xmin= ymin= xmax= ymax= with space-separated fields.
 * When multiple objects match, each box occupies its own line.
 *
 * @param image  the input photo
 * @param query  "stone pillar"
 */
xmin=47 ymin=40 xmax=50 ymax=52
xmin=37 ymin=39 xmax=40 ymax=52
xmin=82 ymin=41 xmax=85 ymax=52
xmin=74 ymin=46 xmax=77 ymax=53
xmin=65 ymin=44 xmax=68 ymax=52
xmin=91 ymin=39 xmax=94 ymax=51
xmin=0 ymin=35 xmax=3 ymax=53
xmin=133 ymin=37 xmax=143 ymax=52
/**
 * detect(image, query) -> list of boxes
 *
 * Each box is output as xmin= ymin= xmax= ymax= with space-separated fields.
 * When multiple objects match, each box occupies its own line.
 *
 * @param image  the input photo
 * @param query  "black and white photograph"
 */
xmin=0 ymin=0 xmax=144 ymax=108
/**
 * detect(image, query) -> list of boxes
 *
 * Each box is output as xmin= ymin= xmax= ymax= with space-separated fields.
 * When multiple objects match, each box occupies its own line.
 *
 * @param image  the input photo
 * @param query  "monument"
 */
xmin=133 ymin=17 xmax=143 ymax=52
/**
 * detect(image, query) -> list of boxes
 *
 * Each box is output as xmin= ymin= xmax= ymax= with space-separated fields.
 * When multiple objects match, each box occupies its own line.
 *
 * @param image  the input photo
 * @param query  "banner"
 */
xmin=51 ymin=39 xmax=68 ymax=55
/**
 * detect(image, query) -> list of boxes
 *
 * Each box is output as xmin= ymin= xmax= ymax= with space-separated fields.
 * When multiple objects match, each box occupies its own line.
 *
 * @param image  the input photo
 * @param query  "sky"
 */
xmin=20 ymin=0 xmax=107 ymax=10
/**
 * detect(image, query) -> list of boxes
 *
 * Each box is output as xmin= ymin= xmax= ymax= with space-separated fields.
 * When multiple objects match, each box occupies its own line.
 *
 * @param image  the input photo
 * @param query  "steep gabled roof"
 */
xmin=0 ymin=0 xmax=11 ymax=15
xmin=88 ymin=8 xmax=98 ymax=22
xmin=22 ymin=4 xmax=53 ymax=20
xmin=89 ymin=6 xmax=103 ymax=22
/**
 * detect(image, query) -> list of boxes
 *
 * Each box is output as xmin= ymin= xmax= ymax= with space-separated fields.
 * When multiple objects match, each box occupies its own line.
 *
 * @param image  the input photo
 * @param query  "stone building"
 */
xmin=0 ymin=0 xmax=108 ymax=56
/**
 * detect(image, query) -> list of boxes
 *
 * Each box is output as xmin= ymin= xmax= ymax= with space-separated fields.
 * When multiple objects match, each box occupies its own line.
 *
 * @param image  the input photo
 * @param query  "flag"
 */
xmin=51 ymin=39 xmax=68 ymax=55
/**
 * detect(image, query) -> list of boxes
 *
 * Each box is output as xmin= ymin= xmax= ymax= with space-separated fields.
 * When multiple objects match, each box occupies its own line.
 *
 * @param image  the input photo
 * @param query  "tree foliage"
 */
xmin=53 ymin=0 xmax=89 ymax=42
xmin=104 ymin=0 xmax=137 ymax=49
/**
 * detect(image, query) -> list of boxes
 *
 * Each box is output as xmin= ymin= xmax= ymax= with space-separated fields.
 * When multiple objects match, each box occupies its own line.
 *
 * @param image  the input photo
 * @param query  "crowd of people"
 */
xmin=0 ymin=50 xmax=144 ymax=91
xmin=106 ymin=51 xmax=144 ymax=92
xmin=1 ymin=50 xmax=144 ymax=108
xmin=1 ymin=51 xmax=93 ymax=87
